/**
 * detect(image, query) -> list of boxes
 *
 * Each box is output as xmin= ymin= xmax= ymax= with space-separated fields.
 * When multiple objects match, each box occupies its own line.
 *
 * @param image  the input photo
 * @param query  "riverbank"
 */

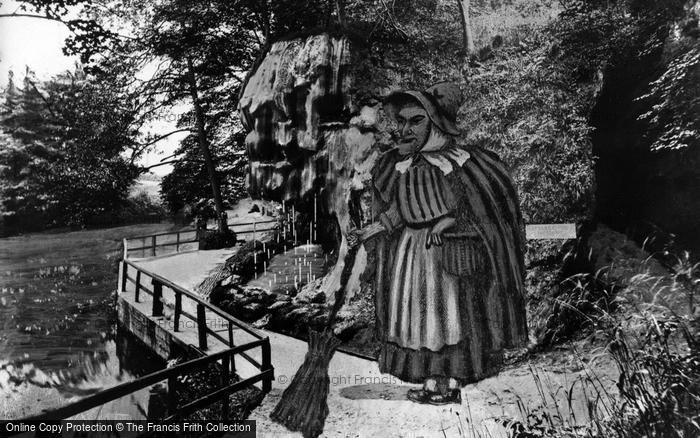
xmin=0 ymin=222 xmax=184 ymax=418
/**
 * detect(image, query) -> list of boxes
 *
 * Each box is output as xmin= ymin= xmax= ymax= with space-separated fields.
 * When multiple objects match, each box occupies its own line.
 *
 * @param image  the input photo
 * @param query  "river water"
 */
xmin=0 ymin=223 xmax=178 ymax=419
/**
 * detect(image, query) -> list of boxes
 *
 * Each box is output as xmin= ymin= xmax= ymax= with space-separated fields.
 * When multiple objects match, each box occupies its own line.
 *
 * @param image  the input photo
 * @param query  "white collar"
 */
xmin=394 ymin=130 xmax=470 ymax=175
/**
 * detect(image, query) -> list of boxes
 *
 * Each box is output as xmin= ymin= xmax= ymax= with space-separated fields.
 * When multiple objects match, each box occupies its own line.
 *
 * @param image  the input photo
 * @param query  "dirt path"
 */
xmin=133 ymin=249 xmax=236 ymax=291
xmin=245 ymin=333 xmax=619 ymax=437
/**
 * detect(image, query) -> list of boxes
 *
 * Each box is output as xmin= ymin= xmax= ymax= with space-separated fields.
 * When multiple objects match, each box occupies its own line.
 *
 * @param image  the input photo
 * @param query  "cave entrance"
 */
xmin=591 ymin=51 xmax=700 ymax=253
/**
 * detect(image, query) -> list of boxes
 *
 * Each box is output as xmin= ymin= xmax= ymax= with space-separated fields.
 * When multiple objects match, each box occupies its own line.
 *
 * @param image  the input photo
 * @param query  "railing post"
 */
xmin=176 ymin=232 xmax=180 ymax=252
xmin=197 ymin=303 xmax=207 ymax=350
xmin=262 ymin=339 xmax=272 ymax=392
xmin=151 ymin=235 xmax=157 ymax=257
xmin=120 ymin=261 xmax=128 ymax=293
xmin=173 ymin=292 xmax=182 ymax=332
xmin=221 ymin=353 xmax=230 ymax=420
xmin=152 ymin=279 xmax=163 ymax=317
xmin=228 ymin=322 xmax=236 ymax=374
xmin=134 ymin=270 xmax=141 ymax=303
xmin=167 ymin=375 xmax=177 ymax=417
xmin=196 ymin=217 xmax=207 ymax=250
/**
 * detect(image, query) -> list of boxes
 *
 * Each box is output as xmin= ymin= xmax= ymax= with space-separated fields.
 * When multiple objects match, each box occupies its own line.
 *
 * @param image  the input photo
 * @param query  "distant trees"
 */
xmin=0 ymin=69 xmax=142 ymax=231
xmin=160 ymin=133 xmax=247 ymax=221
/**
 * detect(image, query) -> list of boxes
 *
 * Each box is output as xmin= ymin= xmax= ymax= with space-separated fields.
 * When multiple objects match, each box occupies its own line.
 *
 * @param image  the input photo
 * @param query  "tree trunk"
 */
xmin=457 ymin=0 xmax=475 ymax=55
xmin=185 ymin=56 xmax=228 ymax=232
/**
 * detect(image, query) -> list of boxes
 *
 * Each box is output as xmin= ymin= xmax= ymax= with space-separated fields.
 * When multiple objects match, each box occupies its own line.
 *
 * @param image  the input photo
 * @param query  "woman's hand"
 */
xmin=347 ymin=228 xmax=361 ymax=248
xmin=427 ymin=216 xmax=456 ymax=248
xmin=347 ymin=222 xmax=387 ymax=248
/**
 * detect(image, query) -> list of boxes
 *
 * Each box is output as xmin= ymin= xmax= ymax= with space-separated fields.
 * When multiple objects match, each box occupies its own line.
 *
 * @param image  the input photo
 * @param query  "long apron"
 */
xmin=377 ymin=225 xmax=497 ymax=384
xmin=385 ymin=227 xmax=462 ymax=350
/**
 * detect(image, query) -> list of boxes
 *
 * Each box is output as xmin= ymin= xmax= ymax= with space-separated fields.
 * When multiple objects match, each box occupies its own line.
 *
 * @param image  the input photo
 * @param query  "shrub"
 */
xmin=200 ymin=229 xmax=238 ymax=250
xmin=609 ymin=318 xmax=700 ymax=437
xmin=500 ymin=316 xmax=698 ymax=438
xmin=537 ymin=271 xmax=621 ymax=347
xmin=462 ymin=37 xmax=596 ymax=224
xmin=502 ymin=246 xmax=700 ymax=438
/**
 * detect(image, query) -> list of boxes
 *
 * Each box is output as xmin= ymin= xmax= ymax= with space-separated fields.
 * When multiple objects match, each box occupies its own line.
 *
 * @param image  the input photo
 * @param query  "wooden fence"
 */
xmin=120 ymin=258 xmax=269 ymax=361
xmin=22 ymin=342 xmax=272 ymax=421
xmin=123 ymin=219 xmax=278 ymax=258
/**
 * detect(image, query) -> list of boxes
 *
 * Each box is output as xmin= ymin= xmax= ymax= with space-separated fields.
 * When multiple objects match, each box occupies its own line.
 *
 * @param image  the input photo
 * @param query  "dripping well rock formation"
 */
xmin=239 ymin=33 xmax=398 ymax=304
xmin=239 ymin=33 xmax=391 ymax=275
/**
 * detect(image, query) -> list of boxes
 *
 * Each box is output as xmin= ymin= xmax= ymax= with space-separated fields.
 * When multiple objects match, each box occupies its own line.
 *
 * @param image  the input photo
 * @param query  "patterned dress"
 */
xmin=372 ymin=145 xmax=528 ymax=384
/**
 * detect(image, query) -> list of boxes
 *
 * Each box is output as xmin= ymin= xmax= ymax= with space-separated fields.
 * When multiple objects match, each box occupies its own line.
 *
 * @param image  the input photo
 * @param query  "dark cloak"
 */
xmin=372 ymin=145 xmax=528 ymax=382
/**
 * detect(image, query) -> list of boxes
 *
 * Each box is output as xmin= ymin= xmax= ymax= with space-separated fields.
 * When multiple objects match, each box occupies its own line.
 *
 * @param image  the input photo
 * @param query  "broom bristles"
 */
xmin=271 ymin=330 xmax=342 ymax=438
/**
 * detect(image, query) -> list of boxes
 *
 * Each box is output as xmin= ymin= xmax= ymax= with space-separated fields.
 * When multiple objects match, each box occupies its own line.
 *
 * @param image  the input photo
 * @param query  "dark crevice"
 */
xmin=591 ymin=48 xmax=700 ymax=253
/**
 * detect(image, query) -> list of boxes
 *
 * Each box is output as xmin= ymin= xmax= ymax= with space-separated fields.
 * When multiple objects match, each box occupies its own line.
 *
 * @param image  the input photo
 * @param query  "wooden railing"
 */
xmin=22 ymin=342 xmax=273 ymax=421
xmin=123 ymin=218 xmax=279 ymax=258
xmin=114 ymin=242 xmax=274 ymax=421
xmin=120 ymin=259 xmax=268 ymax=356
xmin=124 ymin=228 xmax=199 ymax=257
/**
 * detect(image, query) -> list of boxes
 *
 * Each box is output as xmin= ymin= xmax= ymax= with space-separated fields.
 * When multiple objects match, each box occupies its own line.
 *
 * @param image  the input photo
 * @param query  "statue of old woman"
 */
xmin=350 ymin=82 xmax=528 ymax=405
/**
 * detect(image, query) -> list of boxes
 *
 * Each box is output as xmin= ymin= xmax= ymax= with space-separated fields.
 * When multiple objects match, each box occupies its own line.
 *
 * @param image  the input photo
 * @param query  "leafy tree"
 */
xmin=102 ymin=0 xmax=335 ymax=229
xmin=0 ymin=0 xmax=116 ymax=64
xmin=0 ymin=70 xmax=65 ymax=230
xmin=0 ymin=68 xmax=142 ymax=231
xmin=462 ymin=33 xmax=596 ymax=224
xmin=553 ymin=0 xmax=695 ymax=151
xmin=160 ymin=132 xmax=247 ymax=218
xmin=638 ymin=8 xmax=700 ymax=151
xmin=141 ymin=0 xmax=256 ymax=231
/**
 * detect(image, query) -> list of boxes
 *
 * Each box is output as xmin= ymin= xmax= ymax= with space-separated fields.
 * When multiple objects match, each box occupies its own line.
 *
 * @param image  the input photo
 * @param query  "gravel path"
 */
xmin=245 ymin=333 xmax=619 ymax=437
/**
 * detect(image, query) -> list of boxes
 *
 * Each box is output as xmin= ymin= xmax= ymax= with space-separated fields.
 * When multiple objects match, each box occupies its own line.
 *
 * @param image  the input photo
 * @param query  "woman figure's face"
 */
xmin=395 ymin=104 xmax=431 ymax=156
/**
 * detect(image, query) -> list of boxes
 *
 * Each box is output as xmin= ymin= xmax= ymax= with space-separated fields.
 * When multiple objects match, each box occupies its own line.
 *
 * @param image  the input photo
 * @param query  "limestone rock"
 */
xmin=221 ymin=274 xmax=241 ymax=288
xmin=237 ymin=32 xmax=395 ymax=326
xmin=239 ymin=33 xmax=386 ymax=248
xmin=273 ymin=293 xmax=292 ymax=302
xmin=242 ymin=302 xmax=265 ymax=319
xmin=268 ymin=300 xmax=292 ymax=312
xmin=253 ymin=314 xmax=271 ymax=328
xmin=293 ymin=277 xmax=326 ymax=304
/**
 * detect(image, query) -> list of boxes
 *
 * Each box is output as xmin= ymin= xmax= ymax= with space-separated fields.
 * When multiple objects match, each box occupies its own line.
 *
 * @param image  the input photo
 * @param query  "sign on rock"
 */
xmin=525 ymin=224 xmax=577 ymax=240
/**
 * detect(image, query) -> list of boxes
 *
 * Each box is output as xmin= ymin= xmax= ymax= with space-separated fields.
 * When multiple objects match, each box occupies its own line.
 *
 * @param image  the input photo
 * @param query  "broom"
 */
xmin=270 ymin=220 xmax=366 ymax=438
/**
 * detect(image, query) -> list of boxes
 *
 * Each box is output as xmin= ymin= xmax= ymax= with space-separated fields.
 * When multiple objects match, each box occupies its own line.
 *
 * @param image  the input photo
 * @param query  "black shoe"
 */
xmin=406 ymin=388 xmax=431 ymax=404
xmin=426 ymin=389 xmax=462 ymax=405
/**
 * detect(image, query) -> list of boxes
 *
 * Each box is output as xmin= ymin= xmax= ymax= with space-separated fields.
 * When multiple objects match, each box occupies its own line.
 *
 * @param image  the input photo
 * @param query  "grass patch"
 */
xmin=500 ymin=248 xmax=699 ymax=438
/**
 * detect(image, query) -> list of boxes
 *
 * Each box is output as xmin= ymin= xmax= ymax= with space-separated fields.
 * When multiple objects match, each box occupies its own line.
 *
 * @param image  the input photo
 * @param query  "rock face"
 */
xmin=239 ymin=34 xmax=386 ymax=234
xmin=239 ymin=33 xmax=391 ymax=302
